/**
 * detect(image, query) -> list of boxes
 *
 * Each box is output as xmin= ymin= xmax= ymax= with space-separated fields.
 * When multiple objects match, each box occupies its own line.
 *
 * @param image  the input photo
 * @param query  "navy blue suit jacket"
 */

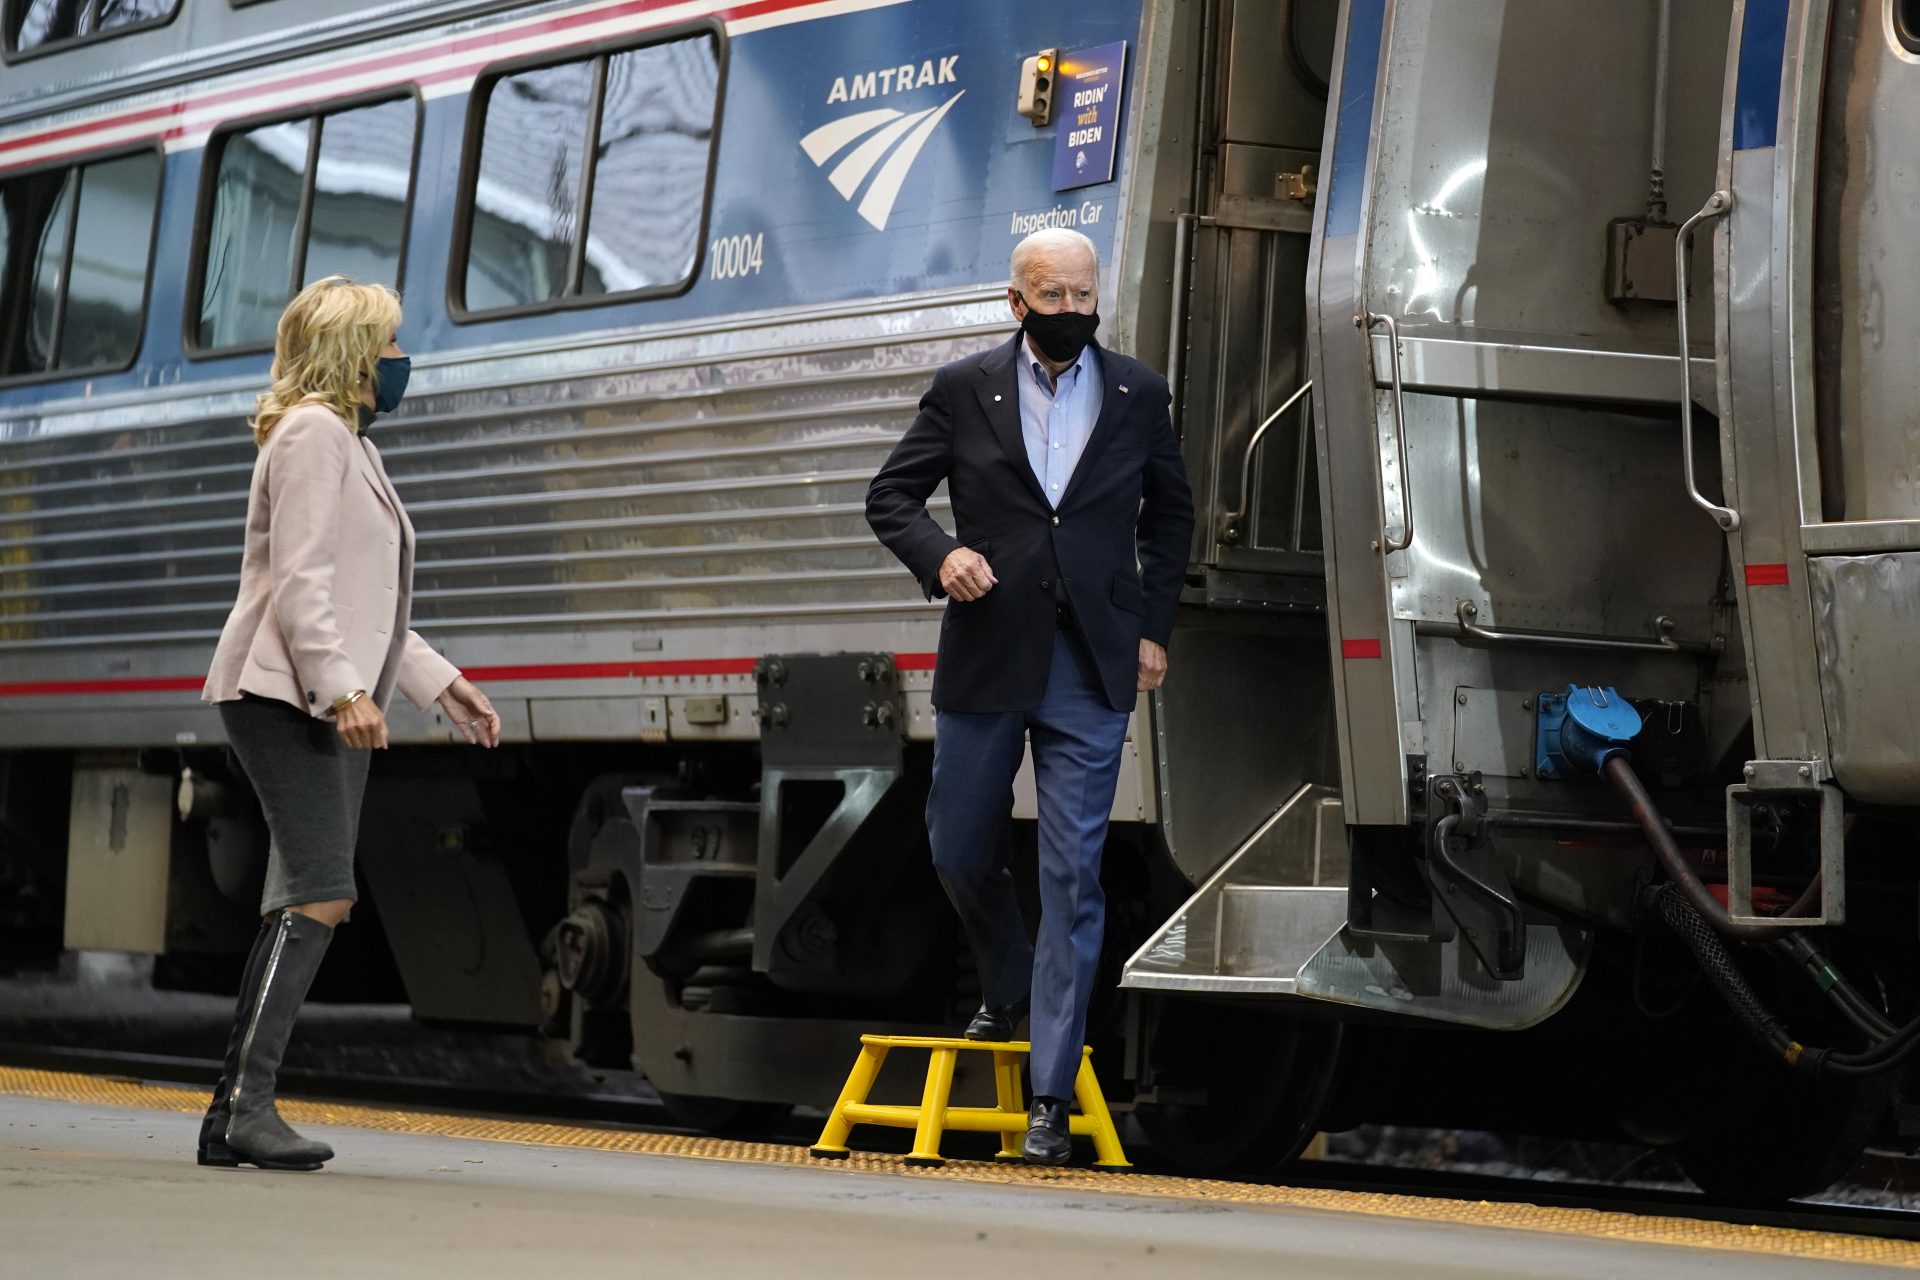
xmin=867 ymin=335 xmax=1195 ymax=714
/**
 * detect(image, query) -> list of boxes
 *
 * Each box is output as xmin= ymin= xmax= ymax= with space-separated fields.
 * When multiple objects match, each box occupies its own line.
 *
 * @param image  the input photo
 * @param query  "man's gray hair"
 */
xmin=1010 ymin=227 xmax=1099 ymax=290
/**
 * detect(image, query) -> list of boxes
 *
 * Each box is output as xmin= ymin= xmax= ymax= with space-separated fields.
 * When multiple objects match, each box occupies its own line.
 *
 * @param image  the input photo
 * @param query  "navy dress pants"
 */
xmin=927 ymin=630 xmax=1132 ymax=1100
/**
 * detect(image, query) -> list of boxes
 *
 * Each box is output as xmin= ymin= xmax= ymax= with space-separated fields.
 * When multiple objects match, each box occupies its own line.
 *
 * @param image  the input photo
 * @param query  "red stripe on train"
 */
xmin=0 ymin=676 xmax=208 ymax=697
xmin=0 ymin=652 xmax=942 ymax=698
xmin=462 ymin=658 xmax=762 ymax=681
xmin=0 ymin=0 xmax=830 ymax=166
xmin=1341 ymin=638 xmax=1381 ymax=659
xmin=1744 ymin=562 xmax=1790 ymax=586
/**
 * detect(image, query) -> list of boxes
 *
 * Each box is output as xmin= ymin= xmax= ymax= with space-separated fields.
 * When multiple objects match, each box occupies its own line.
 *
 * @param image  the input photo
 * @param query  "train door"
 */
xmin=1284 ymin=0 xmax=1741 ymax=1030
xmin=1712 ymin=0 xmax=1920 ymax=813
xmin=1152 ymin=0 xmax=1341 ymax=889
xmin=1138 ymin=0 xmax=1738 ymax=1002
xmin=1309 ymin=0 xmax=1733 ymax=825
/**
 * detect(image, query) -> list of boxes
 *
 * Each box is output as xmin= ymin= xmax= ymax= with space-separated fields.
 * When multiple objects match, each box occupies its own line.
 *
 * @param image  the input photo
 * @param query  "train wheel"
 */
xmin=1669 ymin=1066 xmax=1892 ymax=1203
xmin=655 ymin=1092 xmax=794 ymax=1139
xmin=1135 ymin=1002 xmax=1343 ymax=1177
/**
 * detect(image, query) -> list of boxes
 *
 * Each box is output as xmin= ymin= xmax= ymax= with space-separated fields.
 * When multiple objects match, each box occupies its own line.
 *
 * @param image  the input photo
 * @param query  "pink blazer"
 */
xmin=203 ymin=402 xmax=460 ymax=718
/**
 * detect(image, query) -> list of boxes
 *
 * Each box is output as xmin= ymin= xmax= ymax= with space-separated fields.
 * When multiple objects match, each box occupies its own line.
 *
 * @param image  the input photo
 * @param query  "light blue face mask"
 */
xmin=372 ymin=354 xmax=411 ymax=414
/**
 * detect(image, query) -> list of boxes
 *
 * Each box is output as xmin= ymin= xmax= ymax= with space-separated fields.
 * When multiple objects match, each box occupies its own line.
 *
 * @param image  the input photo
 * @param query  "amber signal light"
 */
xmin=1017 ymin=47 xmax=1060 ymax=127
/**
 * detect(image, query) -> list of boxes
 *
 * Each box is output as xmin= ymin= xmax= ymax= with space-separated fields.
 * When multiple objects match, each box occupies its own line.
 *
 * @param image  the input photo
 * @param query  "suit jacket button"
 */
xmin=306 ymin=691 xmax=316 ymax=703
xmin=1040 ymin=580 xmax=1051 ymax=590
xmin=1051 ymin=516 xmax=1060 ymax=527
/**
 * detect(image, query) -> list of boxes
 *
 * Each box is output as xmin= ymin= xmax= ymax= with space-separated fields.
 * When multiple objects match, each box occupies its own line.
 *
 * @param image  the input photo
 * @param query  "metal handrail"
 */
xmin=1219 ymin=380 xmax=1312 ymax=545
xmin=1449 ymin=600 xmax=1720 ymax=654
xmin=1359 ymin=312 xmax=1413 ymax=551
xmin=1166 ymin=212 xmax=1214 ymax=435
xmin=1674 ymin=190 xmax=1740 ymax=532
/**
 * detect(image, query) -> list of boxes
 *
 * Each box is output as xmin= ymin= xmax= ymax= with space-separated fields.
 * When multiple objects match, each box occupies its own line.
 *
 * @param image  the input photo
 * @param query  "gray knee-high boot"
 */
xmin=198 ymin=914 xmax=277 ymax=1166
xmin=222 ymin=909 xmax=335 ymax=1171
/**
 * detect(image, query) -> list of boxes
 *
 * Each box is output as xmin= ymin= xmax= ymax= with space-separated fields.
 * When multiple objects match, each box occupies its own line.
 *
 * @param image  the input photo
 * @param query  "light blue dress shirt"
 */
xmin=1017 ymin=338 xmax=1103 ymax=509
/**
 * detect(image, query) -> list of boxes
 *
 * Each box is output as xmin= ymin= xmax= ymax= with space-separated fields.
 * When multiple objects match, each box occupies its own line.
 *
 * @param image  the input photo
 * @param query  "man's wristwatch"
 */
xmin=331 ymin=689 xmax=368 ymax=713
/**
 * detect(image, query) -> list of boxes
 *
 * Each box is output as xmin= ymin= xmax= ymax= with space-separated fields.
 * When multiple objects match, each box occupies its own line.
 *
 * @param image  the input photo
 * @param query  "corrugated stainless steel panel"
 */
xmin=0 ymin=302 xmax=1005 ymax=672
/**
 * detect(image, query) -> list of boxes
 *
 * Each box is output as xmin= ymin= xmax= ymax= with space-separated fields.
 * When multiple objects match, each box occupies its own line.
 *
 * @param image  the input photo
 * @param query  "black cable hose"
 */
xmin=1645 ymin=883 xmax=1802 ymax=1069
xmin=1827 ymin=1011 xmax=1920 ymax=1072
xmin=1605 ymin=757 xmax=1780 ymax=941
xmin=1647 ymin=884 xmax=1920 ymax=1081
xmin=1609 ymin=756 xmax=1920 ymax=1075
xmin=1775 ymin=932 xmax=1898 ymax=1041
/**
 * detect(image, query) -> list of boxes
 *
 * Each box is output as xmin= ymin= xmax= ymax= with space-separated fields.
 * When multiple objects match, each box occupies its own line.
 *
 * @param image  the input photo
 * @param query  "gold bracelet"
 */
xmin=330 ymin=689 xmax=367 ymax=712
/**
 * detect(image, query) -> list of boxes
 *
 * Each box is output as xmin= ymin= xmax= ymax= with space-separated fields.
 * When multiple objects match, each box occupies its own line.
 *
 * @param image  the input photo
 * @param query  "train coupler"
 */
xmin=1424 ymin=774 xmax=1527 ymax=981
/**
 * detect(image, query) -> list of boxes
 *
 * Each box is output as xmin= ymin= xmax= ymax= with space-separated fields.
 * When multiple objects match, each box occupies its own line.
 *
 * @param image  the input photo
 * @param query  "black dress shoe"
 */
xmin=1022 ymin=1096 xmax=1072 ymax=1166
xmin=964 ymin=998 xmax=1029 ymax=1042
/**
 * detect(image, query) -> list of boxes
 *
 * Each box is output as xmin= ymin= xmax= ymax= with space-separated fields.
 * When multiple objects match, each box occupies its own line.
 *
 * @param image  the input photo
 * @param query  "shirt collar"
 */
xmin=1024 ymin=337 xmax=1096 ymax=391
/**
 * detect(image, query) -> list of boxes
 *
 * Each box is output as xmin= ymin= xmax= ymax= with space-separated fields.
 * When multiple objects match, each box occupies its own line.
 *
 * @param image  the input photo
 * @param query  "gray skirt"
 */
xmin=218 ymin=693 xmax=370 ymax=914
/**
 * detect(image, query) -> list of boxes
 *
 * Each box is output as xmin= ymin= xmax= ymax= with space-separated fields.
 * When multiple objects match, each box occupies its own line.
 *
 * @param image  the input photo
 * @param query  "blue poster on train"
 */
xmin=1051 ymin=42 xmax=1127 ymax=192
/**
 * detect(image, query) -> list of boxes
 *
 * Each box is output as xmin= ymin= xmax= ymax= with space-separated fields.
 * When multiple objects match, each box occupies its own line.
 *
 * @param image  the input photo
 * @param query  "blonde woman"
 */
xmin=198 ymin=276 xmax=500 ymax=1171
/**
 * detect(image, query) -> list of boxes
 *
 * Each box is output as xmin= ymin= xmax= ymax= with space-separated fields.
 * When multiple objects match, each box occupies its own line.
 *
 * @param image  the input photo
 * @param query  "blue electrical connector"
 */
xmin=1534 ymin=685 xmax=1644 ymax=779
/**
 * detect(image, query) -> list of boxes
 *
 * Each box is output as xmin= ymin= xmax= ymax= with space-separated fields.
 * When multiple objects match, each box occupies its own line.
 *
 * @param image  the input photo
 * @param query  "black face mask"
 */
xmin=1019 ymin=295 xmax=1100 ymax=364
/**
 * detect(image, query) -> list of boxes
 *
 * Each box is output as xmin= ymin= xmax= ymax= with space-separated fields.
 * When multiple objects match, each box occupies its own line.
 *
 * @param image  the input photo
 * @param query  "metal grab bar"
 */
xmin=1447 ymin=600 xmax=1720 ymax=654
xmin=1358 ymin=313 xmax=1412 ymax=551
xmin=1166 ymin=212 xmax=1214 ymax=436
xmin=1674 ymin=190 xmax=1739 ymax=532
xmin=1219 ymin=380 xmax=1312 ymax=545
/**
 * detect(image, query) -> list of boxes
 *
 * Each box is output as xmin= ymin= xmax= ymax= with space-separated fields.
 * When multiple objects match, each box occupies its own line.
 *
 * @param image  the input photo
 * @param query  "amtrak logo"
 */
xmin=799 ymin=90 xmax=965 ymax=231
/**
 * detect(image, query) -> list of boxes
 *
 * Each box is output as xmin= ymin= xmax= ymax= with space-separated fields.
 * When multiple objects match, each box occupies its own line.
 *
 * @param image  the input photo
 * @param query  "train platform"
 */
xmin=0 ymin=1066 xmax=1913 ymax=1279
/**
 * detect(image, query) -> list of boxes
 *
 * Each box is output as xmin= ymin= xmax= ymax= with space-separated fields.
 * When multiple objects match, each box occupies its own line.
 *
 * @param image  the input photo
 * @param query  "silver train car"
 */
xmin=2 ymin=0 xmax=1917 ymax=1201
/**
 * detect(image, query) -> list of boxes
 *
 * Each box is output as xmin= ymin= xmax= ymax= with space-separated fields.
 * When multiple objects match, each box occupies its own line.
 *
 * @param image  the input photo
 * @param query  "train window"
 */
xmin=0 ymin=150 xmax=160 ymax=378
xmin=458 ymin=30 xmax=722 ymax=317
xmin=59 ymin=153 xmax=160 ymax=368
xmin=305 ymin=99 xmax=413 ymax=293
xmin=194 ymin=96 xmax=418 ymax=353
xmin=1899 ymin=0 xmax=1920 ymax=53
xmin=578 ymin=41 xmax=724 ymax=298
xmin=197 ymin=119 xmax=312 ymax=350
xmin=22 ymin=172 xmax=74 ymax=372
xmin=6 ymin=0 xmax=179 ymax=57
xmin=464 ymin=60 xmax=595 ymax=310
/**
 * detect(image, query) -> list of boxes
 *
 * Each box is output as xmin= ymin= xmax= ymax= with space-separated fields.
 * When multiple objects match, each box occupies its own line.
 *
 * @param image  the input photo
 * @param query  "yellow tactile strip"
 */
xmin=1 ymin=1065 xmax=1915 ymax=1269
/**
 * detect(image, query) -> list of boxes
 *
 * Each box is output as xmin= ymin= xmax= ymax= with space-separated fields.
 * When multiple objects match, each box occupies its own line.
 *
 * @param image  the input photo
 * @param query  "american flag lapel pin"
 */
xmin=1119 ymin=384 xmax=1130 ymax=394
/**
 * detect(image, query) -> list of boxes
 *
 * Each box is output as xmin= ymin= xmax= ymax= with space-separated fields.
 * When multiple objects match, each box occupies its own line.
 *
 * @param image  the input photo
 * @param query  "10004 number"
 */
xmin=709 ymin=233 xmax=765 ymax=280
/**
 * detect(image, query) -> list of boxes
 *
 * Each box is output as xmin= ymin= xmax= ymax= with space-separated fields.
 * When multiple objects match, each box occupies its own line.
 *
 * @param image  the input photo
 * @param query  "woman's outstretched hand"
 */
xmin=437 ymin=677 xmax=501 ymax=747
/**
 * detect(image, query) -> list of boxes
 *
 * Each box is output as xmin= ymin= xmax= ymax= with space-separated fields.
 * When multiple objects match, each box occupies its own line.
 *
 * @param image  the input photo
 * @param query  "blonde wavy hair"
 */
xmin=249 ymin=276 xmax=402 ymax=445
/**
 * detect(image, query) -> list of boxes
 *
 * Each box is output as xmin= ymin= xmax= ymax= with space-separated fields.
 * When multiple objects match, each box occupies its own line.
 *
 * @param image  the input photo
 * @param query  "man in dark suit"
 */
xmin=866 ymin=227 xmax=1194 ymax=1164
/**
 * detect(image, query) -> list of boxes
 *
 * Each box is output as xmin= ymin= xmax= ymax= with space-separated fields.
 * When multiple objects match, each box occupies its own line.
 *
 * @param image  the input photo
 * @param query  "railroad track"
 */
xmin=1270 ymin=1159 xmax=1920 ymax=1243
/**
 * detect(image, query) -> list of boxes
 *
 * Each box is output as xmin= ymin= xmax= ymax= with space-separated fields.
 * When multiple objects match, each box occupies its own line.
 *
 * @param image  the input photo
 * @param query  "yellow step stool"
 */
xmin=807 ymin=1034 xmax=1131 ymax=1170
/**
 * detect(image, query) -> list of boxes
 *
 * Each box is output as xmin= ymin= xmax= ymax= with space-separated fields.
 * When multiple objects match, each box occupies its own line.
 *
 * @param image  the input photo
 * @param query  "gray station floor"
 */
xmin=1 ymin=1094 xmax=1908 ymax=1280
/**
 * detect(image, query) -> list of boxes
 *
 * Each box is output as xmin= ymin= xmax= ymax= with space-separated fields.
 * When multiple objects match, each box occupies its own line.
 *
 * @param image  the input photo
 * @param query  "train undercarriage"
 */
xmin=6 ymin=626 xmax=1916 ymax=1205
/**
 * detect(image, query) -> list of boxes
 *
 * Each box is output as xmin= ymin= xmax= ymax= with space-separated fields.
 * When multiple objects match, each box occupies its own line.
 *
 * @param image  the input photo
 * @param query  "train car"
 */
xmin=0 ymin=0 xmax=1206 ymax=1137
xmin=2 ymin=0 xmax=1915 ymax=1202
xmin=1124 ymin=0 xmax=1920 ymax=1200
